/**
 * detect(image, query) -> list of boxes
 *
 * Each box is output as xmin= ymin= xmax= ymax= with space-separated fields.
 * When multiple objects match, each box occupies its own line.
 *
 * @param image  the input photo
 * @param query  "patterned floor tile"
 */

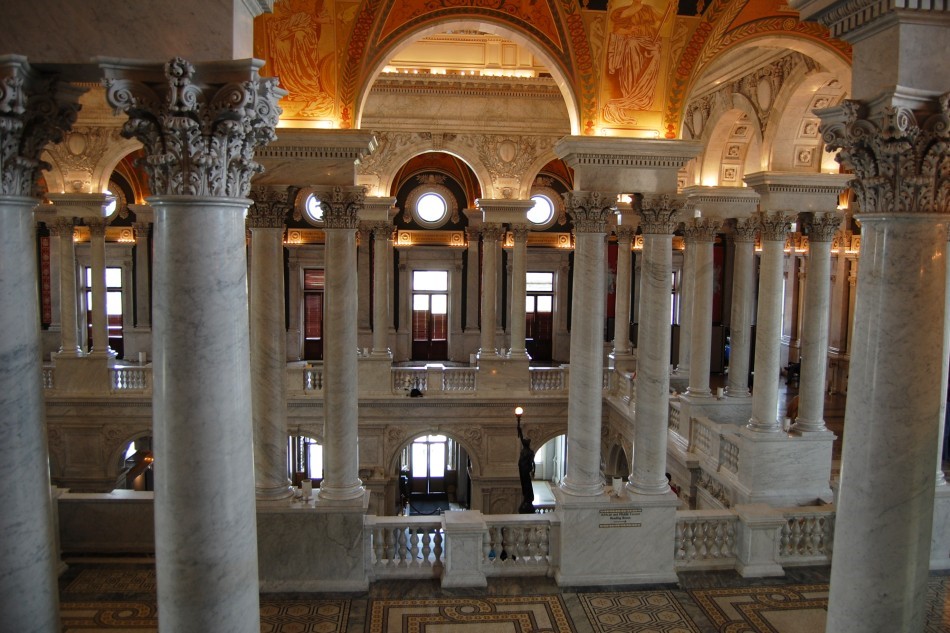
xmin=579 ymin=590 xmax=701 ymax=633
xmin=688 ymin=584 xmax=828 ymax=633
xmin=367 ymin=595 xmax=575 ymax=633
xmin=65 ymin=568 xmax=157 ymax=595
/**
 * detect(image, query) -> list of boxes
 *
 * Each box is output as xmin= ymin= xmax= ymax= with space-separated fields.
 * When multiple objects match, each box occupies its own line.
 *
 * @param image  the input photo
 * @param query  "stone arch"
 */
xmin=369 ymin=137 xmax=493 ymax=202
xmin=385 ymin=428 xmax=483 ymax=480
xmin=693 ymin=94 xmax=763 ymax=187
xmin=41 ymin=130 xmax=141 ymax=196
xmin=604 ymin=442 xmax=630 ymax=479
xmin=354 ymin=18 xmax=581 ymax=135
xmin=105 ymin=428 xmax=153 ymax=483
xmin=519 ymin=149 xmax=561 ymax=200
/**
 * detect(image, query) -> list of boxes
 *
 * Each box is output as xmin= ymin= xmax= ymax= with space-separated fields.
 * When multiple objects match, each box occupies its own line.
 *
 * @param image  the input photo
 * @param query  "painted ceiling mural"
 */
xmin=253 ymin=0 xmax=850 ymax=137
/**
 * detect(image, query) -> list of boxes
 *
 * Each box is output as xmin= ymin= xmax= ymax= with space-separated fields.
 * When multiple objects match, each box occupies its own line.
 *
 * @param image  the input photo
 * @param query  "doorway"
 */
xmin=411 ymin=270 xmax=448 ymax=361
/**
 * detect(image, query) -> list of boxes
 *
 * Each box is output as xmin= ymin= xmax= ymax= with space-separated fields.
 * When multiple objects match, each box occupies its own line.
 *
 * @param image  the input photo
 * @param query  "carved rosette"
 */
xmin=319 ymin=186 xmax=365 ymax=230
xmin=563 ymin=191 xmax=616 ymax=233
xmin=638 ymin=194 xmax=683 ymax=235
xmin=806 ymin=212 xmax=842 ymax=243
xmin=818 ymin=95 xmax=950 ymax=214
xmin=247 ymin=186 xmax=294 ymax=229
xmin=683 ymin=217 xmax=722 ymax=243
xmin=0 ymin=59 xmax=82 ymax=197
xmin=757 ymin=211 xmax=793 ymax=241
xmin=732 ymin=217 xmax=759 ymax=243
xmin=102 ymin=57 xmax=284 ymax=198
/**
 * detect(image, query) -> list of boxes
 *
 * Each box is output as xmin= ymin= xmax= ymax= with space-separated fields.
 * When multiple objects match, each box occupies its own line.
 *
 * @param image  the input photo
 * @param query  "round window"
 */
xmin=305 ymin=193 xmax=323 ymax=223
xmin=528 ymin=195 xmax=555 ymax=226
xmin=416 ymin=192 xmax=447 ymax=225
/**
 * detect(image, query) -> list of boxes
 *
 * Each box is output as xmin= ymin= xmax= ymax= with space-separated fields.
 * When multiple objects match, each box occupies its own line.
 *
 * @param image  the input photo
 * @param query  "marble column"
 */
xmin=791 ymin=213 xmax=841 ymax=433
xmin=50 ymin=216 xmax=82 ymax=356
xmin=478 ymin=225 xmax=504 ymax=358
xmin=464 ymin=224 xmax=481 ymax=336
xmin=357 ymin=225 xmax=372 ymax=335
xmin=248 ymin=187 xmax=293 ymax=501
xmin=318 ymin=186 xmax=365 ymax=501
xmin=675 ymin=238 xmax=694 ymax=375
xmin=726 ymin=219 xmax=758 ymax=398
xmin=132 ymin=216 xmax=152 ymax=330
xmin=814 ymin=94 xmax=949 ymax=633
xmin=684 ymin=218 xmax=721 ymax=398
xmin=746 ymin=212 xmax=791 ymax=432
xmin=86 ymin=216 xmax=114 ymax=357
xmin=0 ymin=57 xmax=81 ymax=633
xmin=938 ymin=230 xmax=950 ymax=487
xmin=629 ymin=195 xmax=681 ymax=494
xmin=371 ymin=222 xmax=393 ymax=356
xmin=612 ymin=225 xmax=635 ymax=356
xmin=103 ymin=56 xmax=283 ymax=633
xmin=509 ymin=224 xmax=529 ymax=357
xmin=560 ymin=191 xmax=615 ymax=496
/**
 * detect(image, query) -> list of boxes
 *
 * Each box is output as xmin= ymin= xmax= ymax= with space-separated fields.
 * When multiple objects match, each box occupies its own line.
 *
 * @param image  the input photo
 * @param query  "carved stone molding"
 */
xmin=732 ymin=217 xmax=759 ymax=243
xmin=49 ymin=216 xmax=75 ymax=237
xmin=509 ymin=224 xmax=530 ymax=241
xmin=757 ymin=211 xmax=793 ymax=241
xmin=638 ymin=194 xmax=683 ymax=235
xmin=315 ymin=186 xmax=365 ymax=230
xmin=481 ymin=225 xmax=506 ymax=242
xmin=247 ymin=186 xmax=295 ymax=229
xmin=818 ymin=95 xmax=949 ymax=214
xmin=369 ymin=221 xmax=393 ymax=240
xmin=563 ymin=191 xmax=616 ymax=233
xmin=806 ymin=212 xmax=843 ymax=242
xmin=102 ymin=57 xmax=284 ymax=198
xmin=615 ymin=225 xmax=636 ymax=242
xmin=0 ymin=58 xmax=83 ymax=197
xmin=803 ymin=0 xmax=950 ymax=39
xmin=42 ymin=126 xmax=121 ymax=193
xmin=683 ymin=217 xmax=722 ymax=242
xmin=86 ymin=217 xmax=107 ymax=237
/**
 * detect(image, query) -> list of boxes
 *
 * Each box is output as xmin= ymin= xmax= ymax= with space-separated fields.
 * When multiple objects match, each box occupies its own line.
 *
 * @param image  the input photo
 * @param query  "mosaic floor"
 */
xmin=58 ymin=563 xmax=950 ymax=632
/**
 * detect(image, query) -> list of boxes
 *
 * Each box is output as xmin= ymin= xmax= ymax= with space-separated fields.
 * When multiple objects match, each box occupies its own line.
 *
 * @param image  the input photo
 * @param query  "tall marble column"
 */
xmin=103 ymin=56 xmax=283 ymax=633
xmin=791 ymin=213 xmax=841 ymax=433
xmin=50 ymin=215 xmax=82 ymax=356
xmin=684 ymin=218 xmax=721 ymax=398
xmin=0 ymin=57 xmax=81 ymax=633
xmin=814 ymin=95 xmax=950 ymax=633
xmin=371 ymin=222 xmax=393 ymax=356
xmin=560 ymin=192 xmax=615 ymax=496
xmin=509 ymin=223 xmax=529 ymax=357
xmin=612 ymin=225 xmax=635 ymax=356
xmin=745 ymin=212 xmax=791 ymax=432
xmin=248 ymin=187 xmax=293 ymax=501
xmin=86 ymin=216 xmax=114 ymax=357
xmin=939 ymin=229 xmax=950 ymax=487
xmin=130 ymin=205 xmax=153 ymax=332
xmin=675 ymin=239 xmax=694 ymax=375
xmin=318 ymin=186 xmax=365 ymax=501
xmin=464 ymin=222 xmax=481 ymax=337
xmin=629 ymin=195 xmax=681 ymax=494
xmin=726 ymin=219 xmax=758 ymax=398
xmin=478 ymin=225 xmax=504 ymax=358
xmin=357 ymin=225 xmax=372 ymax=336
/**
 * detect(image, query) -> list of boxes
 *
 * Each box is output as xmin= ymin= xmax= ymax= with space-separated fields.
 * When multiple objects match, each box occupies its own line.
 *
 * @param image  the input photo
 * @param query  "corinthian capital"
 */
xmin=0 ymin=57 xmax=84 ymax=197
xmin=101 ymin=57 xmax=285 ymax=198
xmin=563 ymin=191 xmax=616 ymax=233
xmin=314 ymin=185 xmax=365 ymax=230
xmin=247 ymin=186 xmax=296 ymax=229
xmin=757 ymin=211 xmax=793 ymax=241
xmin=638 ymin=194 xmax=683 ymax=235
xmin=806 ymin=212 xmax=842 ymax=242
xmin=817 ymin=94 xmax=950 ymax=214
xmin=683 ymin=217 xmax=722 ymax=242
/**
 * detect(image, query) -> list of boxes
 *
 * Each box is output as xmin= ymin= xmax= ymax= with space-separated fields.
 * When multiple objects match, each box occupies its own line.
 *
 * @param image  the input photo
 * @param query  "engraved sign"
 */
xmin=599 ymin=508 xmax=642 ymax=528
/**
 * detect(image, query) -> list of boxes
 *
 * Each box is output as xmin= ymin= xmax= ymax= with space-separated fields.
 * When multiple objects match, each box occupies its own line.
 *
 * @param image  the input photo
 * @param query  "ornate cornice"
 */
xmin=732 ymin=217 xmax=759 ymax=243
xmin=101 ymin=57 xmax=284 ymax=198
xmin=247 ymin=186 xmax=295 ymax=229
xmin=0 ymin=57 xmax=83 ymax=197
xmin=315 ymin=186 xmax=365 ymax=230
xmin=818 ymin=95 xmax=949 ymax=214
xmin=757 ymin=211 xmax=793 ymax=241
xmin=638 ymin=194 xmax=684 ymax=235
xmin=798 ymin=0 xmax=950 ymax=39
xmin=806 ymin=212 xmax=843 ymax=242
xmin=563 ymin=191 xmax=616 ymax=234
xmin=683 ymin=217 xmax=722 ymax=242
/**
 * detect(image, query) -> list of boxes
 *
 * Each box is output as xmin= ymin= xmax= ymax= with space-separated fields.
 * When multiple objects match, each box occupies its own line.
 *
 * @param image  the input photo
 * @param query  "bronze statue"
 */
xmin=516 ymin=407 xmax=535 ymax=514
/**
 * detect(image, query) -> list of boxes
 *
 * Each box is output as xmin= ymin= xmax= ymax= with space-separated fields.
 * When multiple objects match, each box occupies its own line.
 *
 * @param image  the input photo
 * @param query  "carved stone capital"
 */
xmin=133 ymin=222 xmax=150 ymax=240
xmin=638 ymin=194 xmax=683 ymax=235
xmin=614 ymin=225 xmax=636 ymax=243
xmin=370 ymin=221 xmax=393 ymax=240
xmin=757 ymin=211 xmax=793 ymax=241
xmin=247 ymin=186 xmax=295 ymax=229
xmin=732 ymin=217 xmax=759 ymax=243
xmin=806 ymin=212 xmax=843 ymax=242
xmin=481 ymin=225 xmax=506 ymax=242
xmin=510 ymin=223 xmax=530 ymax=242
xmin=314 ymin=185 xmax=365 ymax=230
xmin=49 ymin=216 xmax=75 ymax=237
xmin=563 ymin=191 xmax=616 ymax=233
xmin=86 ymin=217 xmax=107 ymax=238
xmin=818 ymin=94 xmax=950 ymax=214
xmin=683 ymin=217 xmax=722 ymax=242
xmin=101 ymin=57 xmax=284 ymax=198
xmin=0 ymin=58 xmax=83 ymax=197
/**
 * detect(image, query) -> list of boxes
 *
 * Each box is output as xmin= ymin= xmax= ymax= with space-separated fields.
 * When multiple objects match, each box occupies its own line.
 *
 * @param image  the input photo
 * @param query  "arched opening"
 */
xmin=532 ymin=433 xmax=566 ymax=511
xmin=115 ymin=436 xmax=153 ymax=491
xmin=394 ymin=432 xmax=474 ymax=516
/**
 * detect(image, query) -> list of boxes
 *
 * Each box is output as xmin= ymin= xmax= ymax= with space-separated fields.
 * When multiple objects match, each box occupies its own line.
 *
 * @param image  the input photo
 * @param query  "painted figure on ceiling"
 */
xmin=602 ymin=0 xmax=672 ymax=125
xmin=265 ymin=0 xmax=335 ymax=118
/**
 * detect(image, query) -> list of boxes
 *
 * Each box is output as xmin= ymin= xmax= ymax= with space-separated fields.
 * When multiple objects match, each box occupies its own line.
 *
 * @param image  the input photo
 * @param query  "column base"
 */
xmin=626 ymin=478 xmax=671 ymax=496
xmin=507 ymin=348 xmax=530 ymax=360
xmin=317 ymin=481 xmax=365 ymax=501
xmin=789 ymin=418 xmax=827 ymax=434
xmin=725 ymin=387 xmax=751 ymax=398
xmin=608 ymin=351 xmax=637 ymax=373
xmin=746 ymin=419 xmax=783 ymax=433
xmin=256 ymin=483 xmax=295 ymax=502
xmin=684 ymin=387 xmax=712 ymax=398
xmin=558 ymin=477 xmax=607 ymax=497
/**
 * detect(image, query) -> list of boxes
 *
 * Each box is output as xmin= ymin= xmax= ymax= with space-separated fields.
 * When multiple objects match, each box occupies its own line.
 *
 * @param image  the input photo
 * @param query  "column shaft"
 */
xmin=88 ymin=219 xmax=111 ymax=355
xmin=686 ymin=220 xmax=720 ymax=397
xmin=479 ymin=228 xmax=501 ymax=357
xmin=510 ymin=226 xmax=528 ymax=356
xmin=465 ymin=228 xmax=480 ymax=333
xmin=726 ymin=224 xmax=756 ymax=397
xmin=372 ymin=226 xmax=391 ymax=355
xmin=134 ymin=224 xmax=151 ymax=329
xmin=54 ymin=218 xmax=81 ymax=355
xmin=676 ymin=243 xmax=694 ymax=374
xmin=938 ymin=234 xmax=950 ymax=486
xmin=151 ymin=196 xmax=260 ymax=633
xmin=612 ymin=229 xmax=633 ymax=355
xmin=0 ymin=196 xmax=61 ymax=633
xmin=748 ymin=213 xmax=790 ymax=432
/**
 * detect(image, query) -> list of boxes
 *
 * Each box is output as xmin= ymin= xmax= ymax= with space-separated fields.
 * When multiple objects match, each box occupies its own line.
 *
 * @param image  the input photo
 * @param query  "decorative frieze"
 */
xmin=638 ymin=194 xmax=683 ymax=235
xmin=101 ymin=57 xmax=284 ymax=198
xmin=563 ymin=191 xmax=616 ymax=233
xmin=0 ymin=57 xmax=83 ymax=197
xmin=818 ymin=96 xmax=949 ymax=214
xmin=247 ymin=186 xmax=295 ymax=229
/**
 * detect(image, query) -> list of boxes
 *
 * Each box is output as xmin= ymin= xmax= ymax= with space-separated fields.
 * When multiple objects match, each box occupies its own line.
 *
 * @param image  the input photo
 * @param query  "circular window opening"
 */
xmin=528 ymin=195 xmax=555 ymax=226
xmin=416 ymin=192 xmax=447 ymax=225
xmin=305 ymin=194 xmax=324 ymax=223
xmin=103 ymin=190 xmax=117 ymax=217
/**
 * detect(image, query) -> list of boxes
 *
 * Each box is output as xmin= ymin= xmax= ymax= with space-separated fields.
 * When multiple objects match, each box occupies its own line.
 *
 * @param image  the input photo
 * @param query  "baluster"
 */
xmin=421 ymin=528 xmax=432 ymax=567
xmin=725 ymin=522 xmax=736 ymax=557
xmin=780 ymin=521 xmax=791 ymax=556
xmin=674 ymin=522 xmax=685 ymax=561
xmin=398 ymin=527 xmax=410 ymax=565
xmin=684 ymin=522 xmax=697 ymax=561
xmin=409 ymin=528 xmax=420 ymax=566
xmin=482 ymin=528 xmax=492 ymax=563
xmin=538 ymin=525 xmax=549 ymax=565
xmin=433 ymin=528 xmax=444 ymax=566
xmin=373 ymin=527 xmax=384 ymax=567
xmin=712 ymin=522 xmax=724 ymax=558
xmin=790 ymin=519 xmax=803 ymax=556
